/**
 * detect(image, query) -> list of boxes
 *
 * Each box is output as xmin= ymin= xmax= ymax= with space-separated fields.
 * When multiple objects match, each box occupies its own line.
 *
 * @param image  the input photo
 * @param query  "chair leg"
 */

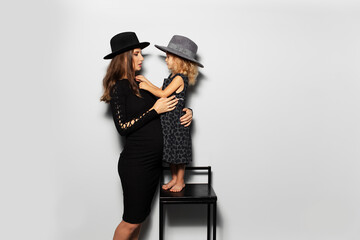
xmin=160 ymin=202 xmax=164 ymax=240
xmin=213 ymin=202 xmax=217 ymax=240
xmin=207 ymin=203 xmax=211 ymax=240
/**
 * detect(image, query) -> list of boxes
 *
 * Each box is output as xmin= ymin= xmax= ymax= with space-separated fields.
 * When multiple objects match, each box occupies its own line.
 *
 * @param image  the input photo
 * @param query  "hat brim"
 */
xmin=104 ymin=42 xmax=150 ymax=59
xmin=155 ymin=45 xmax=204 ymax=68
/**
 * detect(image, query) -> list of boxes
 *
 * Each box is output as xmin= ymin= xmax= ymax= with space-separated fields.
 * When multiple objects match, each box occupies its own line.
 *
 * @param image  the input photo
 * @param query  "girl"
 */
xmin=136 ymin=35 xmax=203 ymax=192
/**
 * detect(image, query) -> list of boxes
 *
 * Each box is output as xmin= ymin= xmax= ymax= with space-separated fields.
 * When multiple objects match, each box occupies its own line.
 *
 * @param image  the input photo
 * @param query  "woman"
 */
xmin=100 ymin=32 xmax=193 ymax=240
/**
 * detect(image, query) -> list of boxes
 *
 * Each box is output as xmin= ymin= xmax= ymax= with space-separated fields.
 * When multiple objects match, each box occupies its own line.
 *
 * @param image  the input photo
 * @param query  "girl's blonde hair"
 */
xmin=169 ymin=53 xmax=198 ymax=85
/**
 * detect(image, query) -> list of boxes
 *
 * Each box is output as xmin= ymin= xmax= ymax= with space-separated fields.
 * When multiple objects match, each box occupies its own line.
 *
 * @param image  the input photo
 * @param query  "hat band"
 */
xmin=168 ymin=43 xmax=195 ymax=58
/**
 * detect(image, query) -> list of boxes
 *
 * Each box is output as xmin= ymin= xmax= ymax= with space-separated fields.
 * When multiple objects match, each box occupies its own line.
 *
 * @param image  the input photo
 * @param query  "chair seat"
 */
xmin=160 ymin=184 xmax=217 ymax=203
xmin=159 ymin=167 xmax=217 ymax=239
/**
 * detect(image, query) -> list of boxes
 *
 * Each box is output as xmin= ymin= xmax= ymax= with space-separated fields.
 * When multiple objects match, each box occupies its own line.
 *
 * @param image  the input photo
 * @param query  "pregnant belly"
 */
xmin=121 ymin=120 xmax=163 ymax=159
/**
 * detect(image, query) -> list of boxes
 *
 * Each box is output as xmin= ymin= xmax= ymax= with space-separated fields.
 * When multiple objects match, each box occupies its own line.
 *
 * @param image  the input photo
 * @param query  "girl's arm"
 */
xmin=136 ymin=75 xmax=184 ymax=98
xmin=136 ymin=75 xmax=158 ymax=89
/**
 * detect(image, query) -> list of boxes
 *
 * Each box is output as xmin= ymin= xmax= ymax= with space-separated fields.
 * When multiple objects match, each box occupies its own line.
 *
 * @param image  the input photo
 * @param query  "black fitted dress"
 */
xmin=110 ymin=79 xmax=163 ymax=224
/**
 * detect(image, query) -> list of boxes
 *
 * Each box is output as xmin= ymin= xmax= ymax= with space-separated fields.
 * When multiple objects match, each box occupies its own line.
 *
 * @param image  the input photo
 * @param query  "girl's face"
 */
xmin=132 ymin=48 xmax=144 ymax=71
xmin=165 ymin=53 xmax=175 ymax=71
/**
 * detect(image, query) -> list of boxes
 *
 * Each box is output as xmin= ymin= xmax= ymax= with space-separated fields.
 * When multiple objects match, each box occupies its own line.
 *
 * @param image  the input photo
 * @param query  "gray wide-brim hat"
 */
xmin=155 ymin=35 xmax=204 ymax=68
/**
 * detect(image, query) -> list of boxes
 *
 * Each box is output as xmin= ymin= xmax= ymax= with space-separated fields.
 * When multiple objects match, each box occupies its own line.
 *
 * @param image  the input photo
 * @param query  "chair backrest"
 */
xmin=161 ymin=166 xmax=212 ymax=185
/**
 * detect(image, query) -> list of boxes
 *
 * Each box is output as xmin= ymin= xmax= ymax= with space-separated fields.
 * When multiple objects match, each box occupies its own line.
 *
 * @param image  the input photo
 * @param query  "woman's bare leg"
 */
xmin=130 ymin=224 xmax=141 ymax=240
xmin=162 ymin=164 xmax=177 ymax=190
xmin=170 ymin=164 xmax=185 ymax=192
xmin=113 ymin=220 xmax=141 ymax=240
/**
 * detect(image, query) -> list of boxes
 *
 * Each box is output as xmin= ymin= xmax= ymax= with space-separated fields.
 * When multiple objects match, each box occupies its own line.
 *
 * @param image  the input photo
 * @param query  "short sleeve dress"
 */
xmin=161 ymin=73 xmax=192 ymax=165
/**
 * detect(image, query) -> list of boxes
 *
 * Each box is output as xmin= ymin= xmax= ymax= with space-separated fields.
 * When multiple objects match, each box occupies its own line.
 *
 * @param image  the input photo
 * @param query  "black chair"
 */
xmin=159 ymin=166 xmax=217 ymax=240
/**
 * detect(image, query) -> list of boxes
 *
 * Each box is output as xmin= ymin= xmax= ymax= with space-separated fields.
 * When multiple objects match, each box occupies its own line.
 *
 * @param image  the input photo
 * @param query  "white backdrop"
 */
xmin=1 ymin=0 xmax=360 ymax=239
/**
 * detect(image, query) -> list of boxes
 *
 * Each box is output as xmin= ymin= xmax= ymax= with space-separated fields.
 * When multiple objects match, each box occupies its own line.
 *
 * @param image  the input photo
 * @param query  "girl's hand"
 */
xmin=151 ymin=96 xmax=178 ymax=114
xmin=139 ymin=81 xmax=149 ymax=90
xmin=135 ymin=75 xmax=149 ymax=83
xmin=180 ymin=108 xmax=193 ymax=127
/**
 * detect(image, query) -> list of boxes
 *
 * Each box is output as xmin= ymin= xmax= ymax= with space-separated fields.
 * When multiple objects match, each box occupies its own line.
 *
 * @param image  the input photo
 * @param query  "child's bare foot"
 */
xmin=162 ymin=179 xmax=177 ymax=190
xmin=170 ymin=183 xmax=185 ymax=192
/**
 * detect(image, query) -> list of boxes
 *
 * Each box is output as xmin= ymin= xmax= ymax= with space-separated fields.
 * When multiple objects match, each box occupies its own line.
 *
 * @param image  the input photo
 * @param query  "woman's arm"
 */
xmin=136 ymin=75 xmax=184 ymax=98
xmin=110 ymin=84 xmax=178 ymax=136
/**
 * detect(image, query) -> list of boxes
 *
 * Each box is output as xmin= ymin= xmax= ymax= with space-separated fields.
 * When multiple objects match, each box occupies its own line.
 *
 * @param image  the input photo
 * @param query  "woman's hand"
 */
xmin=180 ymin=108 xmax=193 ymax=127
xmin=151 ymin=96 xmax=178 ymax=114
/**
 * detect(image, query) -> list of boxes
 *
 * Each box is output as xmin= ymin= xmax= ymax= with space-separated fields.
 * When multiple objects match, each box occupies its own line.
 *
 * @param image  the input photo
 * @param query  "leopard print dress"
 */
xmin=161 ymin=73 xmax=192 ymax=165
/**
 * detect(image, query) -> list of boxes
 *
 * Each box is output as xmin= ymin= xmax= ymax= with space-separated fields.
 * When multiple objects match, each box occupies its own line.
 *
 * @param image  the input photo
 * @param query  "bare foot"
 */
xmin=170 ymin=183 xmax=185 ymax=192
xmin=162 ymin=179 xmax=177 ymax=190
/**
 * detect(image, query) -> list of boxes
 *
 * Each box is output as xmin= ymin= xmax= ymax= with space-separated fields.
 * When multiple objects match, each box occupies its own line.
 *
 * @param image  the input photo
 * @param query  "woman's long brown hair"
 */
xmin=100 ymin=50 xmax=140 ymax=103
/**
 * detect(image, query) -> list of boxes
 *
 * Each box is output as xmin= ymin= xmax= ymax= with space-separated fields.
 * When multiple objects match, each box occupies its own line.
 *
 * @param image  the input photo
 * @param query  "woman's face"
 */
xmin=165 ymin=53 xmax=175 ymax=71
xmin=132 ymin=48 xmax=144 ymax=71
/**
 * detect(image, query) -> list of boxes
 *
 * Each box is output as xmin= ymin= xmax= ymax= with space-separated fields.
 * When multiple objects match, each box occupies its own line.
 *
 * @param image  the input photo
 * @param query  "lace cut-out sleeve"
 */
xmin=110 ymin=84 xmax=158 ymax=136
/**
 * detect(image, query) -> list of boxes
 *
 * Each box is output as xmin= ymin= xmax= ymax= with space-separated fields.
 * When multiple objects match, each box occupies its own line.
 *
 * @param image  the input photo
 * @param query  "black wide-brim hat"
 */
xmin=104 ymin=32 xmax=149 ymax=59
xmin=155 ymin=35 xmax=203 ymax=68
